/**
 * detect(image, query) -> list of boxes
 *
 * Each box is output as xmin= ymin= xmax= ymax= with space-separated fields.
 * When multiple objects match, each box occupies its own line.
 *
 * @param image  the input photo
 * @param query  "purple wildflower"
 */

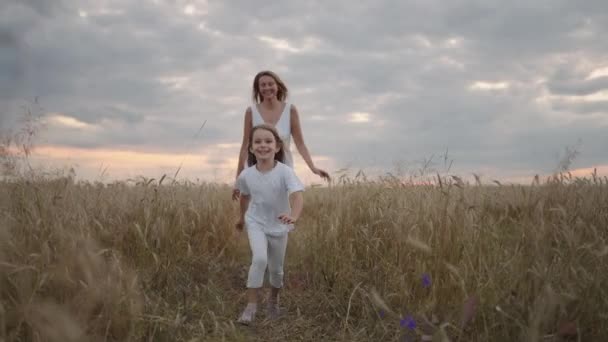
xmin=421 ymin=273 xmax=431 ymax=288
xmin=400 ymin=315 xmax=416 ymax=330
xmin=379 ymin=310 xmax=386 ymax=318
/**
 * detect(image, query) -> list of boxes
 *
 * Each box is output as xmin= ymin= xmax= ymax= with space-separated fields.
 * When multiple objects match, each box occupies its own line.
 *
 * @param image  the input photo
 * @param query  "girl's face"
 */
xmin=250 ymin=128 xmax=280 ymax=162
xmin=258 ymin=75 xmax=278 ymax=100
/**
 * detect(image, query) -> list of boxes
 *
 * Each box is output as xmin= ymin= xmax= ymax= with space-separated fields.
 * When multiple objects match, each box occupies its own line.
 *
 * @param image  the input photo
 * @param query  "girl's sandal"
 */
xmin=237 ymin=307 xmax=256 ymax=325
xmin=267 ymin=302 xmax=282 ymax=320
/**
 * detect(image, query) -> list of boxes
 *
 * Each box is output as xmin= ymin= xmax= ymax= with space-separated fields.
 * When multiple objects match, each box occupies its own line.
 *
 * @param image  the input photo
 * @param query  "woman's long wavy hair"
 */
xmin=247 ymin=124 xmax=285 ymax=167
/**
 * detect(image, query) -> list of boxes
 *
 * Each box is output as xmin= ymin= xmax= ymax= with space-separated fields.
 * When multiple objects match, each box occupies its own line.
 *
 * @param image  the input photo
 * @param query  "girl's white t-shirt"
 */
xmin=236 ymin=161 xmax=304 ymax=236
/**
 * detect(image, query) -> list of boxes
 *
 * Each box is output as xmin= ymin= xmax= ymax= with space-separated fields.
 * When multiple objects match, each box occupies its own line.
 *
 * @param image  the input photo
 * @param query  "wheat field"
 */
xmin=1 ymin=171 xmax=607 ymax=341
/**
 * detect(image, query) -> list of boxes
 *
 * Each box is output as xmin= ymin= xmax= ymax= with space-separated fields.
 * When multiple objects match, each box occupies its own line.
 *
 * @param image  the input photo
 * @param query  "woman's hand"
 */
xmin=311 ymin=166 xmax=331 ymax=181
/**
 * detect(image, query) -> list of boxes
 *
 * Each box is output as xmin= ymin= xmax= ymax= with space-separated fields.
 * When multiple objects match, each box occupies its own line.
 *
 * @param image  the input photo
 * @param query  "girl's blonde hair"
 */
xmin=247 ymin=124 xmax=285 ymax=167
xmin=252 ymin=70 xmax=288 ymax=103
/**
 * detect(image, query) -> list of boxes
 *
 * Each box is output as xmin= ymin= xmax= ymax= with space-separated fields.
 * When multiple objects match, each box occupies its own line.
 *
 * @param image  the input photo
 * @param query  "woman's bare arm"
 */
xmin=236 ymin=107 xmax=253 ymax=178
xmin=233 ymin=108 xmax=252 ymax=200
xmin=290 ymin=105 xmax=330 ymax=180
xmin=290 ymin=105 xmax=315 ymax=169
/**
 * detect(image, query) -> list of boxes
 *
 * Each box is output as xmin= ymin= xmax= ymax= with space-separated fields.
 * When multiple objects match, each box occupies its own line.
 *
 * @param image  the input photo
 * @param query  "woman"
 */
xmin=232 ymin=70 xmax=330 ymax=200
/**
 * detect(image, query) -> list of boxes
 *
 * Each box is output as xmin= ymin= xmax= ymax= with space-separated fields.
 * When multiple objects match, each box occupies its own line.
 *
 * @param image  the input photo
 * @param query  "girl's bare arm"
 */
xmin=278 ymin=191 xmax=303 ymax=224
xmin=289 ymin=191 xmax=304 ymax=221
xmin=236 ymin=194 xmax=250 ymax=230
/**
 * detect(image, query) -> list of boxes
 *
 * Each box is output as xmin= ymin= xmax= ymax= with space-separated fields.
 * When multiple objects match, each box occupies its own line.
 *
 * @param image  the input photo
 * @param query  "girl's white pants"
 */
xmin=246 ymin=226 xmax=288 ymax=288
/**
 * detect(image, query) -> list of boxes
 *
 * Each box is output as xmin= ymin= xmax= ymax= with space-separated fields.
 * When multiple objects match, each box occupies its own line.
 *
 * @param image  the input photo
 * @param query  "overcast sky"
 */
xmin=1 ymin=0 xmax=607 ymax=184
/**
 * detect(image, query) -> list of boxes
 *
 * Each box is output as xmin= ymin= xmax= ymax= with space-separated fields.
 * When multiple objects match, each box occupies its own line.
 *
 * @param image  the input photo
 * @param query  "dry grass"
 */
xmin=1 ymin=172 xmax=607 ymax=341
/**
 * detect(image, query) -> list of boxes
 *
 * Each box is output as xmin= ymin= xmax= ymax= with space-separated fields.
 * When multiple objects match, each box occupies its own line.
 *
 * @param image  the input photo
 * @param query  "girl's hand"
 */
xmin=232 ymin=188 xmax=240 ymax=201
xmin=278 ymin=214 xmax=297 ymax=225
xmin=235 ymin=219 xmax=245 ymax=231
xmin=311 ymin=166 xmax=331 ymax=181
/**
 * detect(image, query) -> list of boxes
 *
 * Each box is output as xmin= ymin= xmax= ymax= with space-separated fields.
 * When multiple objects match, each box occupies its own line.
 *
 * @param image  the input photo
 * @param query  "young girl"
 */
xmin=235 ymin=124 xmax=305 ymax=325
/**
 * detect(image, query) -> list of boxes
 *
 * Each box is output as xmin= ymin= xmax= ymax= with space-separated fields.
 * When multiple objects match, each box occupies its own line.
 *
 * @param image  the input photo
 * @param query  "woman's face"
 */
xmin=258 ymin=75 xmax=278 ymax=100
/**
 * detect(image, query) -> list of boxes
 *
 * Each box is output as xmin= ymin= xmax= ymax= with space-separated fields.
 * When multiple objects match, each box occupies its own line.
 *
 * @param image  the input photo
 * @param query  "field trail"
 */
xmin=204 ymin=236 xmax=354 ymax=341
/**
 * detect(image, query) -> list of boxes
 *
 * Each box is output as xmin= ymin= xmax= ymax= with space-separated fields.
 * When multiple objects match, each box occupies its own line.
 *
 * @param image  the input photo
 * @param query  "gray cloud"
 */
xmin=548 ymin=76 xmax=608 ymax=96
xmin=1 ymin=0 xmax=607 ymax=180
xmin=12 ymin=0 xmax=69 ymax=17
xmin=0 ymin=32 xmax=25 ymax=132
xmin=551 ymin=100 xmax=608 ymax=115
